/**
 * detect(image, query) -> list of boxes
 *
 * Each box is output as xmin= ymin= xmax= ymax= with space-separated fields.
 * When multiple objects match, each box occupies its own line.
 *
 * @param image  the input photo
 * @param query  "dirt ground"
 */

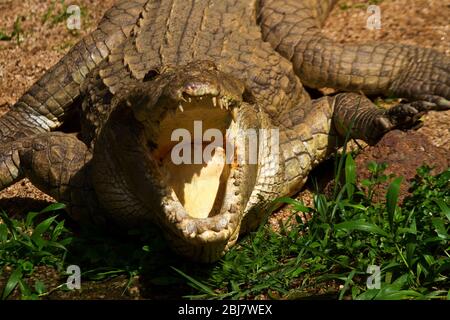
xmin=0 ymin=0 xmax=449 ymax=299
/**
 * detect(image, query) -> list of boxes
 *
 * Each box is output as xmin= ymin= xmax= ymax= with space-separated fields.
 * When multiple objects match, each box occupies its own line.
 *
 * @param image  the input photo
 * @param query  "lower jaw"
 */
xmin=158 ymin=117 xmax=243 ymax=220
xmin=156 ymin=148 xmax=244 ymax=254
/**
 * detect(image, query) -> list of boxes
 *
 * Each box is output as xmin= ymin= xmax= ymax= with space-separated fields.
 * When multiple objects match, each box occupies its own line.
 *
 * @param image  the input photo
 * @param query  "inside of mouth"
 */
xmin=152 ymin=95 xmax=235 ymax=219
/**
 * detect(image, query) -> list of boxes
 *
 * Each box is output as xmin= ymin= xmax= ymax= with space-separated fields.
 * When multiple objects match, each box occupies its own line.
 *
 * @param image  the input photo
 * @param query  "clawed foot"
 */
xmin=416 ymin=95 xmax=450 ymax=110
xmin=376 ymin=97 xmax=450 ymax=132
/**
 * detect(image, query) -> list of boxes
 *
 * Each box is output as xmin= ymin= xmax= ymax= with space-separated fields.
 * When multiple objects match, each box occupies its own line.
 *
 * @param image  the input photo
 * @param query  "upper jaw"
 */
xmin=164 ymin=60 xmax=245 ymax=105
xmin=128 ymin=60 xmax=246 ymax=124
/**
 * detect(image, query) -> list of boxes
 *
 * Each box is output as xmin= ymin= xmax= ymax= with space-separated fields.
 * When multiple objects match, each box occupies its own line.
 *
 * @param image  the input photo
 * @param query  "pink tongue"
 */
xmin=163 ymin=147 xmax=229 ymax=219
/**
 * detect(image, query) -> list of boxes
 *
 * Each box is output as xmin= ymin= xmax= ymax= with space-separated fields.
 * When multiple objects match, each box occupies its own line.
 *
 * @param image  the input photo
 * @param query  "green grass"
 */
xmin=0 ymin=200 xmax=201 ymax=299
xmin=42 ymin=0 xmax=70 ymax=26
xmin=0 ymin=203 xmax=71 ymax=299
xmin=0 ymin=0 xmax=87 ymax=47
xmin=339 ymin=0 xmax=384 ymax=11
xmin=0 ymin=16 xmax=24 ymax=45
xmin=42 ymin=0 xmax=87 ymax=31
xmin=40 ymin=0 xmax=89 ymax=38
xmin=1 ymin=159 xmax=449 ymax=300
xmin=176 ymin=161 xmax=449 ymax=300
xmin=0 ymin=207 xmax=183 ymax=299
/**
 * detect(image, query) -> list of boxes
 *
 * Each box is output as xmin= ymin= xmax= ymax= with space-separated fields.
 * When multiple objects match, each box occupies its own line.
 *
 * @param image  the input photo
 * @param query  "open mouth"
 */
xmin=101 ymin=62 xmax=261 ymax=260
xmin=149 ymin=93 xmax=240 ymax=220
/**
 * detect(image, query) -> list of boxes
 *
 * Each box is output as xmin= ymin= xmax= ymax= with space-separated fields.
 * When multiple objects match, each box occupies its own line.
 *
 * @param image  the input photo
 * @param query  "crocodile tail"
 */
xmin=259 ymin=0 xmax=450 ymax=102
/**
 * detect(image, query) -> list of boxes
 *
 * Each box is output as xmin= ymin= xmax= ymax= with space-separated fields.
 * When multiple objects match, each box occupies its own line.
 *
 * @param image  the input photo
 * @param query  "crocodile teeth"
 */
xmin=188 ymin=97 xmax=192 ymax=103
xmin=221 ymin=98 xmax=229 ymax=110
xmin=231 ymin=108 xmax=238 ymax=122
xmin=212 ymin=97 xmax=218 ymax=107
xmin=178 ymin=104 xmax=184 ymax=112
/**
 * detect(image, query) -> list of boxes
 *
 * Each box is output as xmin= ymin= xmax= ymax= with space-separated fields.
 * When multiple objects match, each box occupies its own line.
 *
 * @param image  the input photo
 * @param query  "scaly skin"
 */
xmin=0 ymin=0 xmax=149 ymax=143
xmin=0 ymin=0 xmax=449 ymax=262
xmin=259 ymin=0 xmax=450 ymax=102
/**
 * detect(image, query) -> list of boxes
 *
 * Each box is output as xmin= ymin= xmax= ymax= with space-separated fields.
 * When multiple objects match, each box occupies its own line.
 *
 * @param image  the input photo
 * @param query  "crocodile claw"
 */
xmin=416 ymin=95 xmax=450 ymax=111
xmin=379 ymin=99 xmax=447 ymax=132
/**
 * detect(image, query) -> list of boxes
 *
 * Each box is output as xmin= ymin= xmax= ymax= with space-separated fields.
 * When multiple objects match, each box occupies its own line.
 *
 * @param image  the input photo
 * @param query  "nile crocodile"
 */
xmin=0 ymin=0 xmax=449 ymax=262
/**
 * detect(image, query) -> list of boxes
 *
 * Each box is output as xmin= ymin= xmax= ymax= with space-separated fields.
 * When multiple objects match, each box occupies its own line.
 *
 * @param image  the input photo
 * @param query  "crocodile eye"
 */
xmin=143 ymin=70 xmax=159 ymax=82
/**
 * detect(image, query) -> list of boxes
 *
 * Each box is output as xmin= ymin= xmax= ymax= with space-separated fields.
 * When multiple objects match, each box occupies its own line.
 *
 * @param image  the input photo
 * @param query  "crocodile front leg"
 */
xmin=0 ymin=0 xmax=149 ymax=143
xmin=331 ymin=93 xmax=449 ymax=145
xmin=258 ymin=0 xmax=450 ymax=105
xmin=276 ymin=92 xmax=445 ymax=197
xmin=0 ymin=132 xmax=100 ymax=224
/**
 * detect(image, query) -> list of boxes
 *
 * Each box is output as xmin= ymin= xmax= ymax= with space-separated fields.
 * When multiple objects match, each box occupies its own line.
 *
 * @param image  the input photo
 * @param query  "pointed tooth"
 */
xmin=178 ymin=104 xmax=184 ymax=112
xmin=212 ymin=97 xmax=218 ymax=107
xmin=188 ymin=97 xmax=192 ymax=103
xmin=232 ymin=108 xmax=238 ymax=122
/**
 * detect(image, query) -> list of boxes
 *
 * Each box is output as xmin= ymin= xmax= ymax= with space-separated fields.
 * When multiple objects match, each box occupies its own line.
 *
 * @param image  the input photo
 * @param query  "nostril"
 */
xmin=242 ymin=89 xmax=256 ymax=104
xmin=143 ymin=70 xmax=159 ymax=82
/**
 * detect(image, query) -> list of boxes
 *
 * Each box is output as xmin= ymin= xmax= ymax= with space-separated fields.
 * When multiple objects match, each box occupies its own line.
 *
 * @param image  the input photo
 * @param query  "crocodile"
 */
xmin=0 ymin=0 xmax=449 ymax=262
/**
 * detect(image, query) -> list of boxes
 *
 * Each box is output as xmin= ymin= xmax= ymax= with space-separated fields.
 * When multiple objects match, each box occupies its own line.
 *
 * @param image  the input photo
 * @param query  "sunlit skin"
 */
xmin=0 ymin=0 xmax=448 ymax=262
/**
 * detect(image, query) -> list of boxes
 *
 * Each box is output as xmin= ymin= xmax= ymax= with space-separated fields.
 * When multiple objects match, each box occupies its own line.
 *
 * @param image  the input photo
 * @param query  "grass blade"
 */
xmin=335 ymin=220 xmax=389 ymax=237
xmin=39 ymin=203 xmax=66 ymax=214
xmin=171 ymin=267 xmax=217 ymax=297
xmin=345 ymin=154 xmax=356 ymax=198
xmin=275 ymin=197 xmax=311 ymax=213
xmin=2 ymin=268 xmax=23 ymax=300
xmin=434 ymin=200 xmax=450 ymax=222
xmin=431 ymin=218 xmax=449 ymax=240
xmin=386 ymin=177 xmax=403 ymax=231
